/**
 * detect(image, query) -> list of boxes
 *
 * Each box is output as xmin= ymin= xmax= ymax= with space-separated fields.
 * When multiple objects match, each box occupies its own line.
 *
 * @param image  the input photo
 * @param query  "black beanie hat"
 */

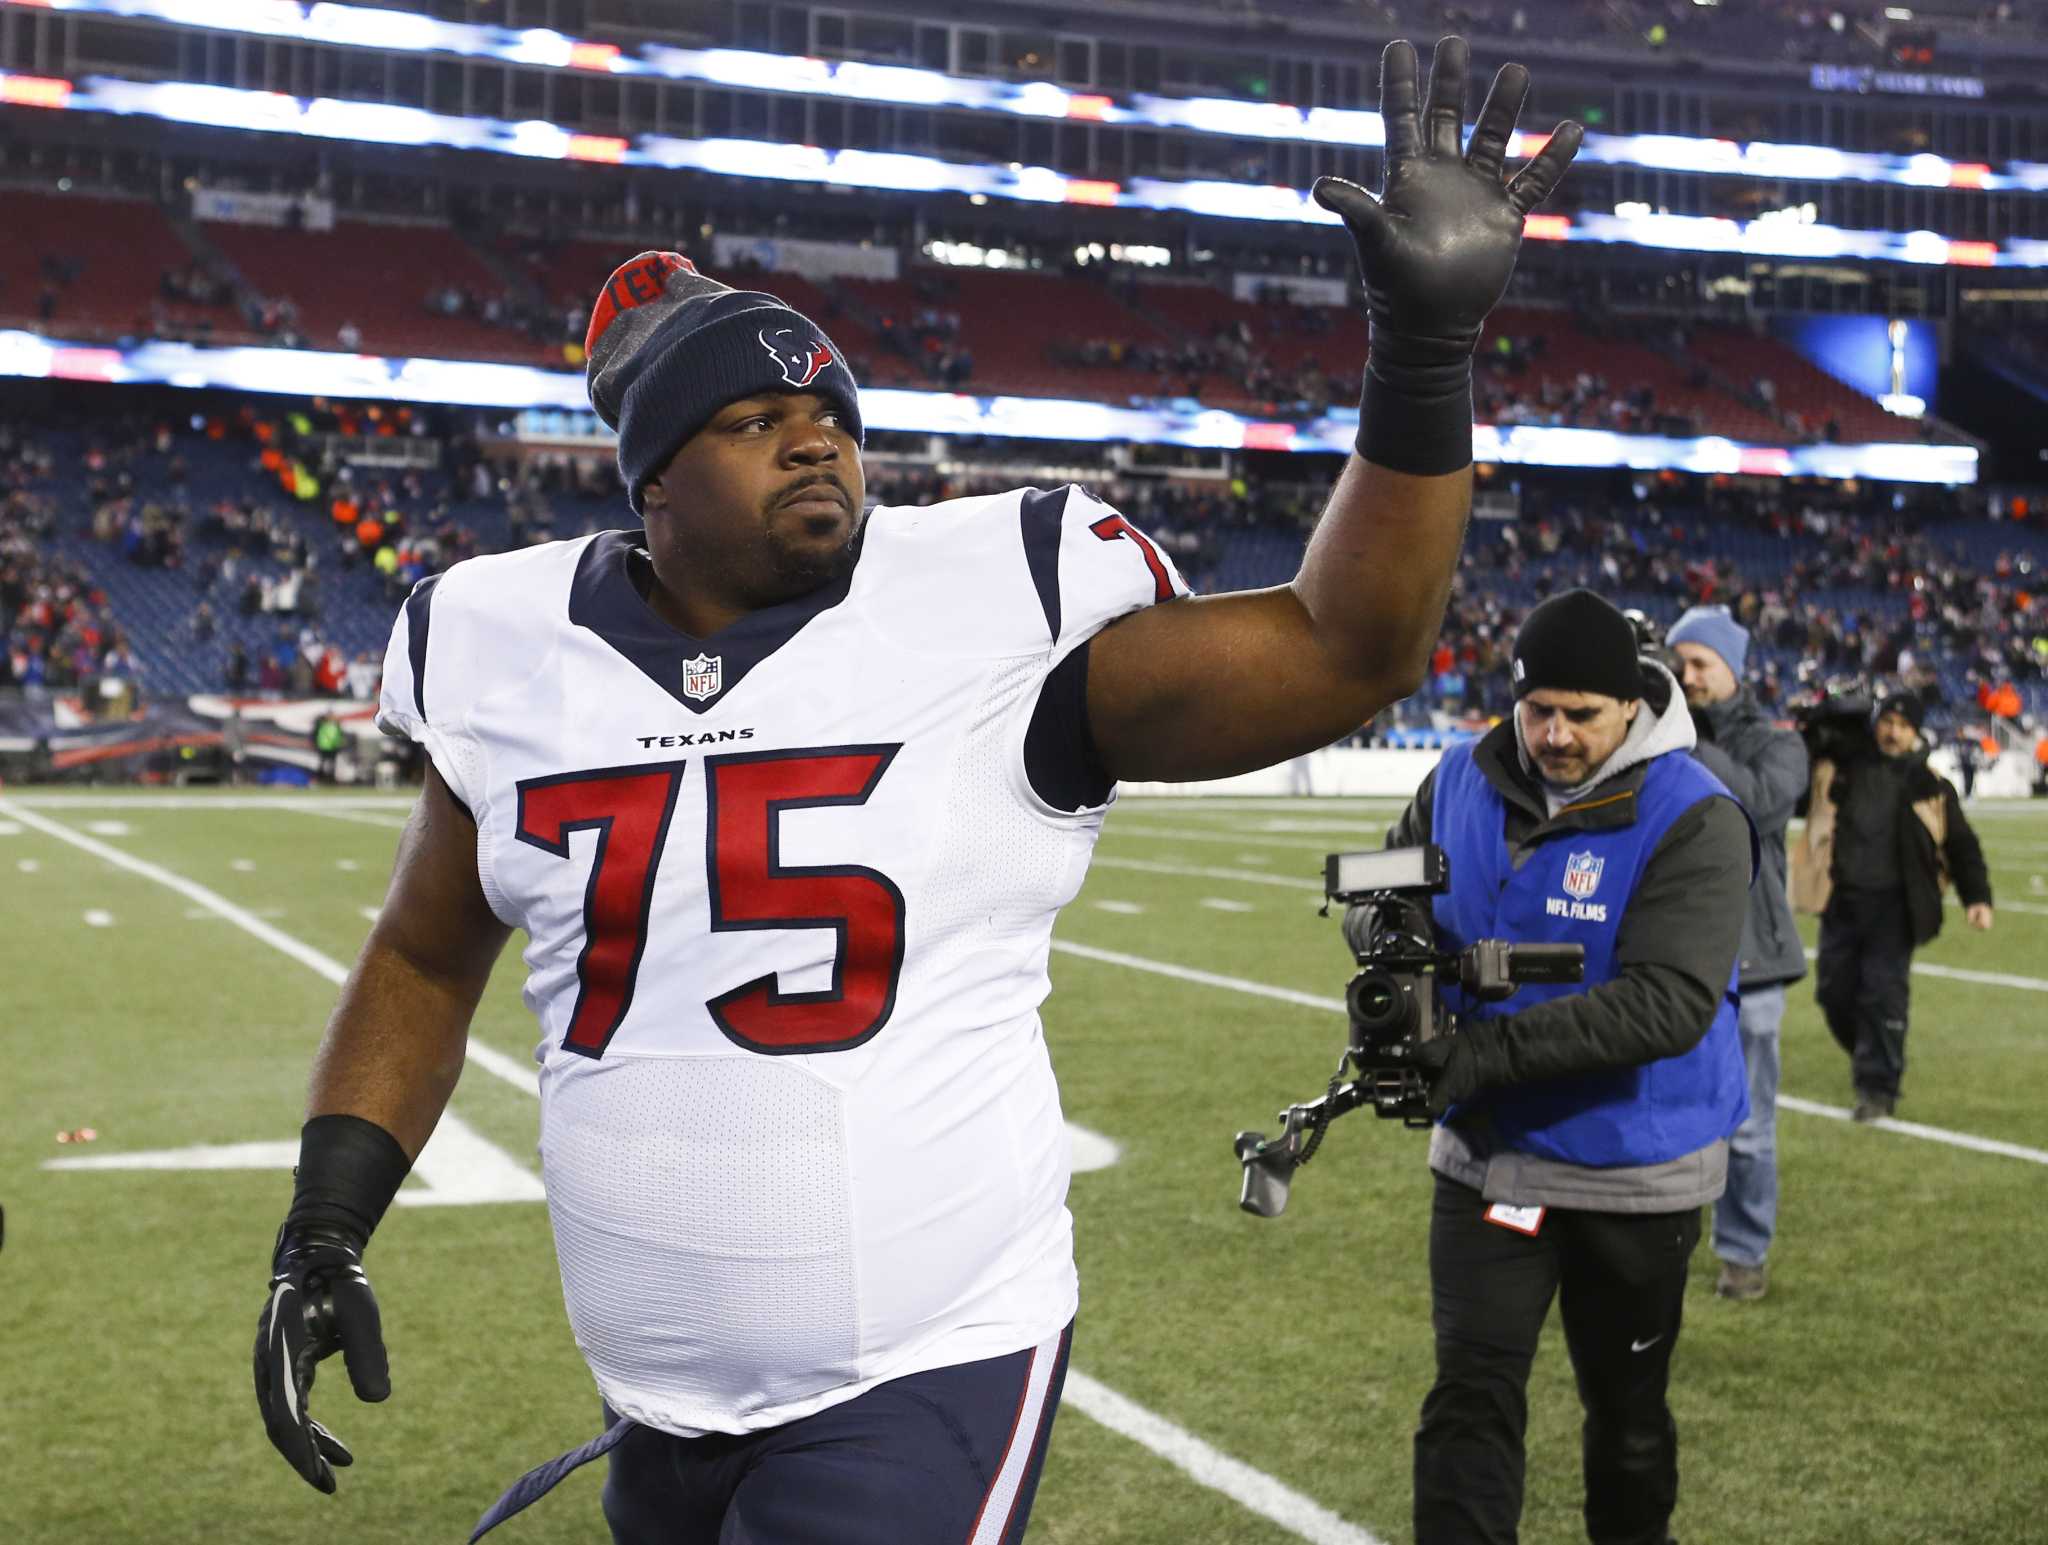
xmin=1876 ymin=692 xmax=1927 ymax=732
xmin=583 ymin=252 xmax=864 ymax=514
xmin=1511 ymin=589 xmax=1648 ymax=702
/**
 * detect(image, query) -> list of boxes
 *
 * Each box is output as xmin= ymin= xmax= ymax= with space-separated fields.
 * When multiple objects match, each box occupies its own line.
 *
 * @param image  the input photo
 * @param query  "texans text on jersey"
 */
xmin=635 ymin=728 xmax=757 ymax=749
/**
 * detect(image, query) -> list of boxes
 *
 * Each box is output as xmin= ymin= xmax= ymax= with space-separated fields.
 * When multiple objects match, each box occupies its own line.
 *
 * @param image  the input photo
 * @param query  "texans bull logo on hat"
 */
xmin=758 ymin=326 xmax=835 ymax=389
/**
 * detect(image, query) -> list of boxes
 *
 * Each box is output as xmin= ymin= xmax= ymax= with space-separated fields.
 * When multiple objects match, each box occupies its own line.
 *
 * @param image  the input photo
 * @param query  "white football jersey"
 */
xmin=376 ymin=484 xmax=1188 ymax=1438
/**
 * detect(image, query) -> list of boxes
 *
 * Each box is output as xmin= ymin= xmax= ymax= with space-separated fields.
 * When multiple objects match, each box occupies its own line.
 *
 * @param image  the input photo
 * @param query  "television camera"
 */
xmin=1232 ymin=844 xmax=1584 ymax=1219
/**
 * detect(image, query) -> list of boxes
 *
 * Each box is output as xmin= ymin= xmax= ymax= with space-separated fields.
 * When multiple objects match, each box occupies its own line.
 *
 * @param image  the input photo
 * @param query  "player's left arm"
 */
xmin=1085 ymin=36 xmax=1579 ymax=784
xmin=1087 ymin=465 xmax=1470 ymax=782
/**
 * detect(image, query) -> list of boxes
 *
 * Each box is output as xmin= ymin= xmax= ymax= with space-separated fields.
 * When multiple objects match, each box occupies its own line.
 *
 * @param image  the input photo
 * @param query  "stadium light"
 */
xmin=0 ymin=328 xmax=1979 ymax=485
xmin=8 ymin=71 xmax=2048 ymax=270
xmin=5 ymin=0 xmax=2047 ymax=194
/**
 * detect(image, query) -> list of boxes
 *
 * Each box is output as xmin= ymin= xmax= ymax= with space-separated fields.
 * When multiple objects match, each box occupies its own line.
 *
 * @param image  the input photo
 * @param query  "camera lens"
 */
xmin=1348 ymin=967 xmax=1415 ymax=1039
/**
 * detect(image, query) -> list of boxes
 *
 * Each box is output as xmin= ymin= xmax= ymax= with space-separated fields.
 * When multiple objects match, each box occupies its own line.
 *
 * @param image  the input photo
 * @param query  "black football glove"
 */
xmin=1313 ymin=37 xmax=1582 ymax=396
xmin=254 ymin=1221 xmax=390 ymax=1494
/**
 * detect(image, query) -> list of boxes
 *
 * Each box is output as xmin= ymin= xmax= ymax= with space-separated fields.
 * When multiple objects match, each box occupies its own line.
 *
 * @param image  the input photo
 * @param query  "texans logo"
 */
xmin=759 ymin=326 xmax=833 ymax=388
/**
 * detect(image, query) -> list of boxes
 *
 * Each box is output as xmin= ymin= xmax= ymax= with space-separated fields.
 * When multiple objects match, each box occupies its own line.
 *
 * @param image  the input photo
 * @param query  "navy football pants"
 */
xmin=471 ymin=1326 xmax=1071 ymax=1544
xmin=598 ymin=1325 xmax=1072 ymax=1545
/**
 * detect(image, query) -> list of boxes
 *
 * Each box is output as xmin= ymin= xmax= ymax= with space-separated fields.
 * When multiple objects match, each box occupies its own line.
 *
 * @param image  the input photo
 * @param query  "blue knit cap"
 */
xmin=1667 ymin=604 xmax=1749 ymax=676
xmin=583 ymin=252 xmax=863 ymax=514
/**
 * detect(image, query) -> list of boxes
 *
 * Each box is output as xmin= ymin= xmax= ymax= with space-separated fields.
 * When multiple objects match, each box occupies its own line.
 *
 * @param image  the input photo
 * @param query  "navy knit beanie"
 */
xmin=583 ymin=252 xmax=863 ymax=514
xmin=1511 ymin=589 xmax=1648 ymax=702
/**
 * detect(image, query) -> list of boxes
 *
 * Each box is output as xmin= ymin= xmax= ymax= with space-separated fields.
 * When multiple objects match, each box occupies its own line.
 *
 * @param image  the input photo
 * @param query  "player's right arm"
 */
xmin=254 ymin=765 xmax=511 ymax=1494
xmin=257 ymin=558 xmax=515 ymax=1495
xmin=305 ymin=765 xmax=512 ymax=1153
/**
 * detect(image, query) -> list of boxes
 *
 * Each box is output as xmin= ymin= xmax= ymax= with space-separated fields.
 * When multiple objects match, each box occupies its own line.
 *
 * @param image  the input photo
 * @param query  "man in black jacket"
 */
xmin=1385 ymin=589 xmax=1752 ymax=1545
xmin=1668 ymin=605 xmax=1806 ymax=1302
xmin=1794 ymin=694 xmax=1994 ymax=1122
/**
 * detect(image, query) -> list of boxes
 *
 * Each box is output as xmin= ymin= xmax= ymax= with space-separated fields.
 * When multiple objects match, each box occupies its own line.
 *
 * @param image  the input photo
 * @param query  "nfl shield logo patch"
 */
xmin=681 ymin=652 xmax=723 ymax=701
xmin=1562 ymin=850 xmax=1604 ymax=900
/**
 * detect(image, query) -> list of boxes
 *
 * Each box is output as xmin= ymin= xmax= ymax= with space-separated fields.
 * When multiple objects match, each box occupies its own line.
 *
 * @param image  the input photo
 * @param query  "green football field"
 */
xmin=3 ymin=788 xmax=2044 ymax=1545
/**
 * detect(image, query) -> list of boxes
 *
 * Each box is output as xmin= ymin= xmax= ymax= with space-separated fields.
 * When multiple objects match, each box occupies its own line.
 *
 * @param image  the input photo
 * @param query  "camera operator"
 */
xmin=1792 ymin=693 xmax=1993 ymax=1122
xmin=1384 ymin=589 xmax=1752 ymax=1545
xmin=1667 ymin=605 xmax=1807 ymax=1304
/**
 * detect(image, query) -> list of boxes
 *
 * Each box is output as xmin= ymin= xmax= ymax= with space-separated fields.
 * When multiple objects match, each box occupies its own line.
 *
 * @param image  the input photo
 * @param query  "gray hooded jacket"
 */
xmin=1689 ymin=688 xmax=1808 ymax=989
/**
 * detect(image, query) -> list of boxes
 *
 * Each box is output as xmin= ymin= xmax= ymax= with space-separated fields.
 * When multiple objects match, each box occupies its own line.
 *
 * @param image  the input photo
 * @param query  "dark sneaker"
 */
xmin=1715 ymin=1262 xmax=1768 ymax=1301
xmin=1852 ymin=1094 xmax=1896 ymax=1123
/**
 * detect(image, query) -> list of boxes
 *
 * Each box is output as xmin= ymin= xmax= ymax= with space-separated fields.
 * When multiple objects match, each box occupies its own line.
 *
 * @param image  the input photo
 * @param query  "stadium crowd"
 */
xmin=1407 ymin=481 xmax=2048 ymax=736
xmin=6 ymin=392 xmax=2045 ymax=765
xmin=0 ymin=425 xmax=141 ymax=702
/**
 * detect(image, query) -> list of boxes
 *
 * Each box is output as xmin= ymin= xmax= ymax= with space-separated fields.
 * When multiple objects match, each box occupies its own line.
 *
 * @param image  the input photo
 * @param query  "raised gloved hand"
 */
xmin=254 ymin=1219 xmax=391 ymax=1493
xmin=1313 ymin=37 xmax=1582 ymax=475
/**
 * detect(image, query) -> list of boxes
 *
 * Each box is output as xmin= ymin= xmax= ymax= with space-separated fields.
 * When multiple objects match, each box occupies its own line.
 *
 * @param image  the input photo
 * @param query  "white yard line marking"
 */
xmin=1776 ymin=1097 xmax=2048 ymax=1164
xmin=1946 ymin=895 xmax=2048 ymax=918
xmin=1094 ymin=856 xmax=1320 ymax=892
xmin=39 ymin=1120 xmax=546 ymax=1205
xmin=293 ymin=806 xmax=412 ymax=831
xmin=1201 ymin=898 xmax=1255 ymax=913
xmin=1054 ymin=941 xmax=1343 ymax=1014
xmin=0 ymin=798 xmax=524 ymax=1091
xmin=84 ymin=820 xmax=132 ymax=836
xmin=18 ymin=858 xmax=40 ymax=873
xmin=1061 ymin=1372 xmax=1385 ymax=1545
xmin=83 ymin=909 xmax=115 ymax=927
xmin=1911 ymin=960 xmax=2048 ymax=992
xmin=230 ymin=858 xmax=257 ymax=872
xmin=360 ymin=905 xmax=382 ymax=923
xmin=1054 ymin=940 xmax=2048 ymax=1168
xmin=184 ymin=905 xmax=286 ymax=921
xmin=1093 ymin=900 xmax=1145 ymax=915
xmin=1069 ymin=1127 xmax=1121 ymax=1174
xmin=0 ymin=820 xmax=20 ymax=836
xmin=463 ymin=1037 xmax=540 ymax=1096
xmin=1800 ymin=945 xmax=2048 ymax=994
xmin=3 ymin=799 xmax=1347 ymax=1543
xmin=337 ymin=859 xmax=361 ymax=871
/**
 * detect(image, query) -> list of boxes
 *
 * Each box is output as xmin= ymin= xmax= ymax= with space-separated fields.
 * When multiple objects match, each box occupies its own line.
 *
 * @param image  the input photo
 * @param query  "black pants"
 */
xmin=1414 ymin=1174 xmax=1700 ymax=1545
xmin=1814 ymin=886 xmax=1914 ymax=1100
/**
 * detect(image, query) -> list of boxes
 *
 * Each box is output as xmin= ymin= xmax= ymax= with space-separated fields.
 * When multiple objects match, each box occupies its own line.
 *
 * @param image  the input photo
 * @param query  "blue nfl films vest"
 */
xmin=1431 ymin=743 xmax=1750 ymax=1168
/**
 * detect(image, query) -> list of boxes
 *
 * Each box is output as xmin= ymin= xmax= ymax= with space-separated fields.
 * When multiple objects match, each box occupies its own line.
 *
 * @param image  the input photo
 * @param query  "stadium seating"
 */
xmin=205 ymin=218 xmax=534 ymax=361
xmin=0 ymin=190 xmax=245 ymax=342
xmin=1683 ymin=324 xmax=1936 ymax=445
xmin=840 ymin=270 xmax=1180 ymax=400
xmin=0 ymin=185 xmax=1964 ymax=447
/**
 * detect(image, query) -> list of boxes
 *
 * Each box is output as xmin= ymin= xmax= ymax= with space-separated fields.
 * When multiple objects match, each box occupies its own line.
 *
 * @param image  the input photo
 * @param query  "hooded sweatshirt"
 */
xmin=1388 ymin=662 xmax=1756 ymax=1211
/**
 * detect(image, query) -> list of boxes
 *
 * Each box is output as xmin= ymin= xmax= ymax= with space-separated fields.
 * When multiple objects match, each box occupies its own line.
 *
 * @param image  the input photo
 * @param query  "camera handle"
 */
xmin=1233 ymin=1054 xmax=1371 ymax=1219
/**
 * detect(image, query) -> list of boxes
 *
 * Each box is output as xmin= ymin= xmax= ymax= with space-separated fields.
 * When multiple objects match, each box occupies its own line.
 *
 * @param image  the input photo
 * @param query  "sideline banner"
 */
xmin=191 ymin=187 xmax=336 ymax=231
xmin=1120 ymin=747 xmax=1445 ymax=799
xmin=710 ymin=233 xmax=898 ymax=281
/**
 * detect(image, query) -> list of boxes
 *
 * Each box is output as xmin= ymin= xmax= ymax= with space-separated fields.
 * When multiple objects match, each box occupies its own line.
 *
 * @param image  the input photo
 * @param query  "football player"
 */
xmin=254 ymin=36 xmax=1579 ymax=1544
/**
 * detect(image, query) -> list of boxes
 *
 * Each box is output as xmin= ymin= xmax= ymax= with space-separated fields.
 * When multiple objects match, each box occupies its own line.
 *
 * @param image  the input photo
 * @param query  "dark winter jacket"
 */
xmin=1792 ymin=746 xmax=1993 ymax=947
xmin=1690 ymin=688 xmax=1808 ymax=989
xmin=1387 ymin=667 xmax=1756 ymax=1211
